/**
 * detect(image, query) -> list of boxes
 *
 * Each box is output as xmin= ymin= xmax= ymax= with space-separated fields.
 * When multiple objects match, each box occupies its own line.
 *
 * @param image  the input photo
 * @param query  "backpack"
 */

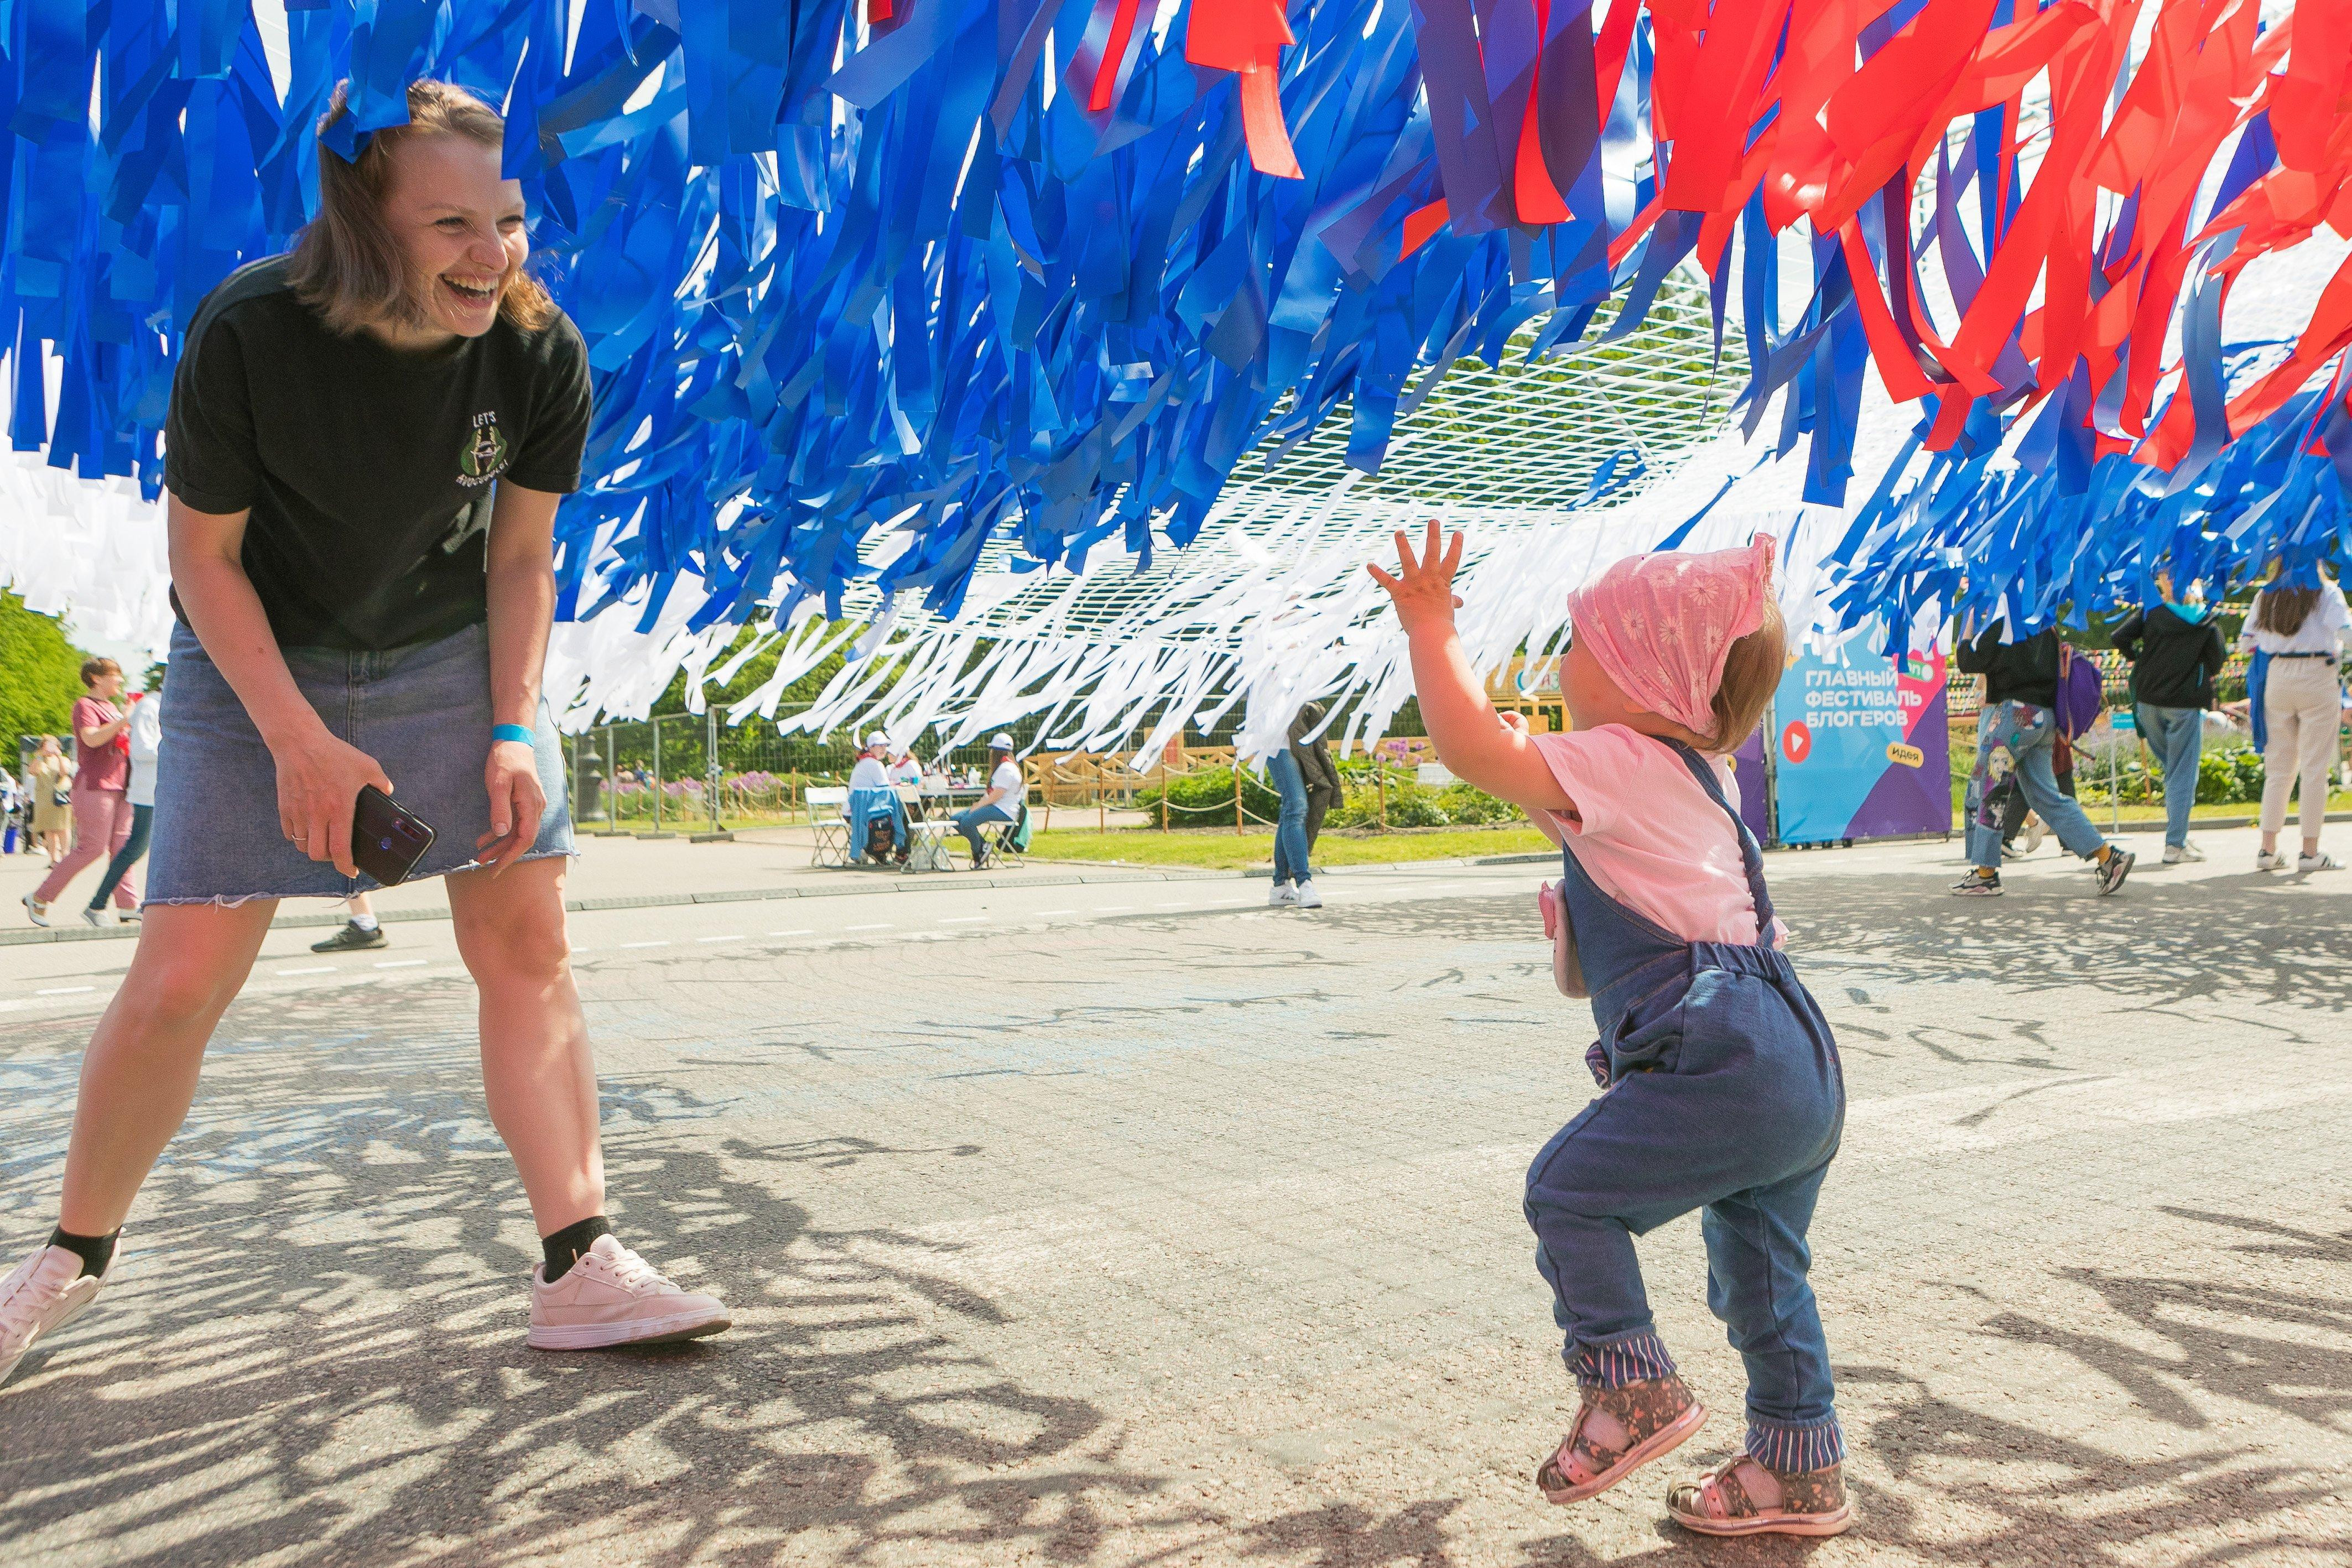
xmin=2054 ymin=643 xmax=2105 ymax=740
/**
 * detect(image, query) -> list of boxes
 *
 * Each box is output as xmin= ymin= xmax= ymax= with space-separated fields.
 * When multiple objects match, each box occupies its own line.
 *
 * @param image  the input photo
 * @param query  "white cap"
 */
xmin=866 ymin=732 xmax=889 ymax=749
xmin=990 ymin=732 xmax=1016 ymax=750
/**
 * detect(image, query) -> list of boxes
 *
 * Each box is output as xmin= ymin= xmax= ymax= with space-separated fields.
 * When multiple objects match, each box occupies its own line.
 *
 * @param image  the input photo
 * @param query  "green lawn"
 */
xmin=1026 ymin=825 xmax=1558 ymax=869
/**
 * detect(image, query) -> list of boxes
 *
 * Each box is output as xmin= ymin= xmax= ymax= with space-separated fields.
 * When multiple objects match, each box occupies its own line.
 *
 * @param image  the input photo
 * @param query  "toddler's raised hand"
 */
xmin=1367 ymin=519 xmax=1465 ymax=632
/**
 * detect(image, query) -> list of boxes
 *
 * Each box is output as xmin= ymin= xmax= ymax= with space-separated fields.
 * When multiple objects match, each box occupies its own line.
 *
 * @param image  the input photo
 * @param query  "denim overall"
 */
xmin=1524 ymin=739 xmax=1848 ymax=1472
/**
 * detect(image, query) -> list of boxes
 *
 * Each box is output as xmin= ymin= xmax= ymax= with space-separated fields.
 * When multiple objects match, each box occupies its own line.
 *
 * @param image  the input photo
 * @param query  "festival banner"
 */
xmin=1770 ymin=622 xmax=1950 ymax=845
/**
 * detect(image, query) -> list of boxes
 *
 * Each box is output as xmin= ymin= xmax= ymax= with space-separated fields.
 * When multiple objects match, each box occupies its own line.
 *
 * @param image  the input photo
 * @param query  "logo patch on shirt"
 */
xmin=458 ymin=412 xmax=510 ymax=487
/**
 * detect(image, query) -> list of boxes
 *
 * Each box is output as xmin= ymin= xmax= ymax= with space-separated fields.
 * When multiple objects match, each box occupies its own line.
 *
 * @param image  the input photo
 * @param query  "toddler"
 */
xmin=1370 ymin=524 xmax=1851 ymax=1537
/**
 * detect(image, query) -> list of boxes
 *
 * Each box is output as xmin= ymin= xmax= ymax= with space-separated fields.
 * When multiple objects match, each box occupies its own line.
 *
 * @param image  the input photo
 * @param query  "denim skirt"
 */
xmin=145 ymin=620 xmax=574 ymax=906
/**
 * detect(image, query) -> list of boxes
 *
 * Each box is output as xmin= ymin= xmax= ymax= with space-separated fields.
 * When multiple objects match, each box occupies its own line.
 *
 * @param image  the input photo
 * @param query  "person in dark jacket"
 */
xmin=1288 ymin=701 xmax=1346 ymax=851
xmin=2112 ymin=578 xmax=2228 ymax=862
xmin=1952 ymin=617 xmax=2132 ymax=896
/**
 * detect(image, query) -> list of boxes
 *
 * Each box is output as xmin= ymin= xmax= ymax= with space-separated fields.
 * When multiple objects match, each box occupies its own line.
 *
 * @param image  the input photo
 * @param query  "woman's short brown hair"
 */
xmin=287 ymin=79 xmax=554 ymax=337
xmin=80 ymin=657 xmax=121 ymax=687
xmin=1705 ymin=599 xmax=1786 ymax=753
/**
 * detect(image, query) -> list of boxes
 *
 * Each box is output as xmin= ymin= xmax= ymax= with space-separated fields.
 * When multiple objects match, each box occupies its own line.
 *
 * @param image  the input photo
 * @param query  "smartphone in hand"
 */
xmin=352 ymin=785 xmax=436 ymax=887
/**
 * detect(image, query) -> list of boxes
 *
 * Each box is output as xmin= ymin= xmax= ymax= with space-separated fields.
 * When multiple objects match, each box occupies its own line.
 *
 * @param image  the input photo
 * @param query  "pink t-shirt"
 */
xmin=1528 ymin=725 xmax=1779 ymax=946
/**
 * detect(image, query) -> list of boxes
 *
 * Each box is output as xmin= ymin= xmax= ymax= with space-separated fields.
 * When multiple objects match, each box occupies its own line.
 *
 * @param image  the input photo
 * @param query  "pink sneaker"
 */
xmin=527 ymin=1235 xmax=731 ymax=1350
xmin=2 ymin=1242 xmax=113 ymax=1388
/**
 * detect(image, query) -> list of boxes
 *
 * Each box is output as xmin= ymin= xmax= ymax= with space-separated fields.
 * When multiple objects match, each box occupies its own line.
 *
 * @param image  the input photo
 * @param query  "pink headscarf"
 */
xmin=1563 ymin=535 xmax=1778 ymax=739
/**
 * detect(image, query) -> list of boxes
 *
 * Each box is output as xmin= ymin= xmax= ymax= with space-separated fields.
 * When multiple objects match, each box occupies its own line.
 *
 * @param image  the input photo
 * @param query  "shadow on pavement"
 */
xmin=1312 ymin=862 xmax=2352 ymax=1013
xmin=0 ymin=978 xmax=1194 ymax=1566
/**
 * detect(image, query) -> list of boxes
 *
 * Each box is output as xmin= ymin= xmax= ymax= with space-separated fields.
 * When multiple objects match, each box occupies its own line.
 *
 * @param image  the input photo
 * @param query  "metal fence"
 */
xmin=563 ymin=702 xmax=1270 ymax=831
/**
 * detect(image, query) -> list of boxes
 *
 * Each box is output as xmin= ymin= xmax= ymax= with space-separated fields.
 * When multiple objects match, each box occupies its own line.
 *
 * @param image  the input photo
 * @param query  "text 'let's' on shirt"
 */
xmin=164 ymin=257 xmax=593 ymax=652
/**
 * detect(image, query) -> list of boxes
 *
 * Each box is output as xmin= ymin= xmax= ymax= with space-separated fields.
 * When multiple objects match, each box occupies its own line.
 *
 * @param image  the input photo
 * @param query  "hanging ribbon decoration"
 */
xmin=2 ymin=0 xmax=2350 ymax=662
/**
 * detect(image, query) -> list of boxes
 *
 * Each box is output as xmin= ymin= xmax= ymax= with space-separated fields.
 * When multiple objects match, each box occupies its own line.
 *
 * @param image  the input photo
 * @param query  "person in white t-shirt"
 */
xmin=847 ymin=733 xmax=893 ymax=790
xmin=84 ymin=685 xmax=165 ymax=923
xmin=953 ymin=733 xmax=1024 ymax=866
xmin=2235 ymin=567 xmax=2352 ymax=871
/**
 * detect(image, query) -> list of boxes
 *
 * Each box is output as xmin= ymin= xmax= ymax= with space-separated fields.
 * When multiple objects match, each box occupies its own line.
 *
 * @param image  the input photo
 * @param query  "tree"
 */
xmin=0 ymin=591 xmax=89 ymax=754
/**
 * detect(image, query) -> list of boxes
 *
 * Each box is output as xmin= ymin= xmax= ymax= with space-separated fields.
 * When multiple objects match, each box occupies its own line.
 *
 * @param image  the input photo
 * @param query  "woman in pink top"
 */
xmin=23 ymin=659 xmax=139 ymax=926
xmin=1371 ymin=524 xmax=1851 ymax=1539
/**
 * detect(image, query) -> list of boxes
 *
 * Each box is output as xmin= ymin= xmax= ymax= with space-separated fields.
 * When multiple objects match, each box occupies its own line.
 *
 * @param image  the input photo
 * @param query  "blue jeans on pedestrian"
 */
xmin=1267 ymin=751 xmax=1311 ymax=885
xmin=2136 ymin=702 xmax=2203 ymax=848
xmin=1965 ymin=702 xmax=2106 ymax=870
xmin=89 ymin=803 xmax=153 ymax=910
xmin=953 ymin=802 xmax=1014 ymax=863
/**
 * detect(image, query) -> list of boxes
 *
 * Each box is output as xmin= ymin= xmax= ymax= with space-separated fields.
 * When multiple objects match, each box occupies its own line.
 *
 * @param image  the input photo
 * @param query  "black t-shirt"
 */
xmin=165 ymin=257 xmax=593 ymax=650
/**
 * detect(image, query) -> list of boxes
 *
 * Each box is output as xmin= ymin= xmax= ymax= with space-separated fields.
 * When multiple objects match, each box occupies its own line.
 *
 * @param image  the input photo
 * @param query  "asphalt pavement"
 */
xmin=2 ymin=825 xmax=2348 ymax=1566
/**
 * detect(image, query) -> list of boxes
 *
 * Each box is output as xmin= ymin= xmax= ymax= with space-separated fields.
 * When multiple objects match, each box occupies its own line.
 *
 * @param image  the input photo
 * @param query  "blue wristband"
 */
xmin=491 ymin=723 xmax=536 ymax=746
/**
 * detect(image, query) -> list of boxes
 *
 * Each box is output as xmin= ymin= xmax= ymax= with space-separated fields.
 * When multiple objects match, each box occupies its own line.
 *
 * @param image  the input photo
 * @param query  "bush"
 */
xmin=2153 ymin=744 xmax=2263 ymax=805
xmin=1134 ymin=765 xmax=1283 ymax=827
xmin=1136 ymin=757 xmax=1521 ymax=832
xmin=1437 ymin=781 xmax=1522 ymax=825
xmin=0 ymin=591 xmax=86 ymax=751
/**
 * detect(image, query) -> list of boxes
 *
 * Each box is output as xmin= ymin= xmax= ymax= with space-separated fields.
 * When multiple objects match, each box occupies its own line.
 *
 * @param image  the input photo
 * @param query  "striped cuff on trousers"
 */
xmin=1746 ymin=1415 xmax=1845 ymax=1472
xmin=1569 ymin=1330 xmax=1677 ymax=1389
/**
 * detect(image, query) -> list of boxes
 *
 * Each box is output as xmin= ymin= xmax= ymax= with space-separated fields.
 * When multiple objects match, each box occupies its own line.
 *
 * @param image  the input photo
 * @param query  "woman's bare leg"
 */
xmin=446 ymin=856 xmax=603 ymax=1235
xmin=57 ymin=901 xmax=278 ymax=1234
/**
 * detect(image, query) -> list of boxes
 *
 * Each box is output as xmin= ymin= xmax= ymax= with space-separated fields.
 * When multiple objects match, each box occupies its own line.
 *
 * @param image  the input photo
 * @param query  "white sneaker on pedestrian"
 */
xmin=1294 ymin=881 xmax=1324 ymax=909
xmin=2257 ymin=850 xmax=2287 ymax=871
xmin=80 ymin=908 xmax=112 ymax=928
xmin=2298 ymin=852 xmax=2338 ymax=873
xmin=1 ymin=1243 xmax=113 ymax=1389
xmin=527 ymin=1236 xmax=731 ymax=1350
xmin=2021 ymin=816 xmax=2047 ymax=855
xmin=1268 ymin=881 xmax=1298 ymax=907
xmin=2163 ymin=840 xmax=2204 ymax=863
xmin=20 ymin=894 xmax=48 ymax=928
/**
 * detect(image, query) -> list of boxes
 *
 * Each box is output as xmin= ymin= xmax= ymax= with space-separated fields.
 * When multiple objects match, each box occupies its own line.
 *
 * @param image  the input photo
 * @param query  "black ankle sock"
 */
xmin=540 ymin=1216 xmax=612 ymax=1283
xmin=48 ymin=1226 xmax=118 ymax=1280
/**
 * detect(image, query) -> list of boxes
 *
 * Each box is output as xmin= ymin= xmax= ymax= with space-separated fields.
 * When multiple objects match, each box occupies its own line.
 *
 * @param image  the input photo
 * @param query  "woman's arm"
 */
xmin=1367 ymin=523 xmax=1572 ymax=814
xmin=74 ymin=705 xmax=128 ymax=749
xmin=2110 ymin=610 xmax=2145 ymax=663
xmin=478 ymin=481 xmax=561 ymax=871
xmin=169 ymin=495 xmax=391 ymax=874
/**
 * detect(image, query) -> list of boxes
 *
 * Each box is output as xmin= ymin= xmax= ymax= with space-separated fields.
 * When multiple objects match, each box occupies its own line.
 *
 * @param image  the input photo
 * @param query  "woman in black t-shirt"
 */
xmin=0 ymin=82 xmax=728 ymax=1386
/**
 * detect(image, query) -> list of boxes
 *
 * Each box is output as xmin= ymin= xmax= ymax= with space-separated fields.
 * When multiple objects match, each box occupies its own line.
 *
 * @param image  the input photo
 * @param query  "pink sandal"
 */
xmin=1667 ymin=1454 xmax=1854 ymax=1537
xmin=1536 ymin=1376 xmax=1707 ymax=1504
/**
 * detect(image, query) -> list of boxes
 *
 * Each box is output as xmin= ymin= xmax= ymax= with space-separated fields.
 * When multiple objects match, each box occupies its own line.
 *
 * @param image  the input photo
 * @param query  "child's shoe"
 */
xmin=1666 ymin=1453 xmax=1854 ymax=1538
xmin=1536 ymin=1374 xmax=1707 ymax=1505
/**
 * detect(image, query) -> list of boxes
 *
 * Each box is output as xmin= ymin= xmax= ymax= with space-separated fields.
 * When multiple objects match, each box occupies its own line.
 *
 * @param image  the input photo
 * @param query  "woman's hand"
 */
xmin=478 ymin=738 xmax=545 ymax=872
xmin=273 ymin=726 xmax=395 ymax=877
xmin=1367 ymin=520 xmax=1466 ymax=633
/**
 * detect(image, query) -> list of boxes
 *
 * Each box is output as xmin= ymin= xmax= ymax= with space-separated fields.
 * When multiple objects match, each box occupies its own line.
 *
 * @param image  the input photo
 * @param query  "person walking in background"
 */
xmin=1289 ymin=701 xmax=1346 ymax=855
xmin=312 ymin=890 xmax=388 ymax=952
xmin=1952 ymin=618 xmax=2134 ymax=897
xmin=23 ymin=660 xmax=140 ymax=927
xmin=2239 ymin=563 xmax=2351 ymax=872
xmin=83 ymin=683 xmax=166 ymax=923
xmin=2112 ymin=576 xmax=2227 ymax=864
xmin=1266 ymin=722 xmax=1320 ymax=909
xmin=30 ymin=736 xmax=74 ymax=865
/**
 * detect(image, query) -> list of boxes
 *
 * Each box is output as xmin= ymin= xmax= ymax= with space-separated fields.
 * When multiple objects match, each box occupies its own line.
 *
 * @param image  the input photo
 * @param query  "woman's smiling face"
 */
xmin=374 ymin=132 xmax=528 ymax=347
